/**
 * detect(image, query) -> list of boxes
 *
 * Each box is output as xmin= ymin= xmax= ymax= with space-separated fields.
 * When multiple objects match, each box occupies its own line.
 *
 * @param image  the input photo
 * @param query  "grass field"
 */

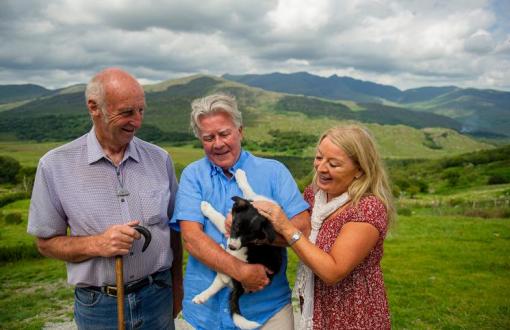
xmin=1 ymin=207 xmax=509 ymax=329
xmin=1 ymin=140 xmax=509 ymax=329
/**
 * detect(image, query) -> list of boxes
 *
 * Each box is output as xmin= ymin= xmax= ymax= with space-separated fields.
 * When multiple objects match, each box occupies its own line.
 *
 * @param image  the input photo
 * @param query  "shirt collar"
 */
xmin=86 ymin=127 xmax=140 ymax=165
xmin=208 ymin=149 xmax=249 ymax=178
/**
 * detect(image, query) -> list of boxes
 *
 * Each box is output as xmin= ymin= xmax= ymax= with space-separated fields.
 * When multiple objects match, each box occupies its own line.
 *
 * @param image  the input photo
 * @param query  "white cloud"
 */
xmin=267 ymin=0 xmax=330 ymax=34
xmin=0 ymin=0 xmax=508 ymax=90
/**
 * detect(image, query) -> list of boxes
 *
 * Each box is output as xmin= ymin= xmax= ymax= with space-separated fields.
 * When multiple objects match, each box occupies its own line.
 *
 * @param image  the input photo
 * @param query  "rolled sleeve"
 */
xmin=170 ymin=166 xmax=207 ymax=227
xmin=28 ymin=159 xmax=67 ymax=238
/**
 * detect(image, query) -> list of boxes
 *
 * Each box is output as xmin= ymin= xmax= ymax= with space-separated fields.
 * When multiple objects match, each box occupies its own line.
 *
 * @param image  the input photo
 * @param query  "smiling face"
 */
xmin=198 ymin=111 xmax=243 ymax=173
xmin=88 ymin=70 xmax=145 ymax=150
xmin=314 ymin=136 xmax=361 ymax=200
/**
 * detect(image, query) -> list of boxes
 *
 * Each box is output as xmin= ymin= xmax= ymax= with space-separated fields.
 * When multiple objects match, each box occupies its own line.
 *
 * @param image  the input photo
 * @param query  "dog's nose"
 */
xmin=227 ymin=238 xmax=241 ymax=251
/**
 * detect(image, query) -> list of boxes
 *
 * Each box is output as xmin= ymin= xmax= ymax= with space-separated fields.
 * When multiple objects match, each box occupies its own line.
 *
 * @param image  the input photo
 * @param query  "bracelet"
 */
xmin=288 ymin=230 xmax=302 ymax=246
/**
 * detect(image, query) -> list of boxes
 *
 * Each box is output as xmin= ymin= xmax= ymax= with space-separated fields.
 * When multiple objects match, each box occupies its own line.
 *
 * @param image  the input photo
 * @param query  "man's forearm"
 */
xmin=188 ymin=235 xmax=243 ymax=279
xmin=290 ymin=210 xmax=311 ymax=237
xmin=181 ymin=223 xmax=245 ymax=281
xmin=36 ymin=235 xmax=101 ymax=263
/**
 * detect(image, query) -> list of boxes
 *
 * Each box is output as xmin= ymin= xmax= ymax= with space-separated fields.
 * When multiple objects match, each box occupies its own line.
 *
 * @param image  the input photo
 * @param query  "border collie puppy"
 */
xmin=193 ymin=169 xmax=283 ymax=329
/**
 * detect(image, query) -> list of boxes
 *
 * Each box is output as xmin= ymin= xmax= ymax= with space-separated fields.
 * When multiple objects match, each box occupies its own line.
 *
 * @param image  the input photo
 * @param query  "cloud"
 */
xmin=0 ymin=0 xmax=508 ymax=90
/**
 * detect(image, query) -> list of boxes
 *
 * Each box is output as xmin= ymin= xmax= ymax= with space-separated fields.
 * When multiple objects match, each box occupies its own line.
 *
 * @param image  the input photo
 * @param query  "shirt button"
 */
xmin=224 ymin=308 xmax=228 ymax=312
xmin=130 ymin=252 xmax=134 ymax=256
xmin=121 ymin=198 xmax=125 ymax=202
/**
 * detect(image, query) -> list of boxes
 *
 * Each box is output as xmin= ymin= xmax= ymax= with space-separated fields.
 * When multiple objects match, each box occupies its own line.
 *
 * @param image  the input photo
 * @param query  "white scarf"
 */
xmin=294 ymin=189 xmax=350 ymax=330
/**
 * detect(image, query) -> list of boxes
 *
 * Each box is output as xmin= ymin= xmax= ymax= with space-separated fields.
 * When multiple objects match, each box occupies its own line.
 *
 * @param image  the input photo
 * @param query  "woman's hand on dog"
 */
xmin=253 ymin=201 xmax=293 ymax=235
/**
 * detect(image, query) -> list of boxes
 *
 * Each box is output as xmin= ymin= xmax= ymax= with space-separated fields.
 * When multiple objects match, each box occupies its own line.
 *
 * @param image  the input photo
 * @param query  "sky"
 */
xmin=1 ymin=0 xmax=509 ymax=91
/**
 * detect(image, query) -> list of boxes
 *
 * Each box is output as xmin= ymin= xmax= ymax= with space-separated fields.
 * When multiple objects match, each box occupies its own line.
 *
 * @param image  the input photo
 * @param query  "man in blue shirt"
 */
xmin=171 ymin=93 xmax=310 ymax=329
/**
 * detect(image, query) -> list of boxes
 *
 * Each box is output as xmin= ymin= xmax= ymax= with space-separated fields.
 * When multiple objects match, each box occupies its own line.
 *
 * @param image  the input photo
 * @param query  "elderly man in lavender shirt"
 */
xmin=27 ymin=68 xmax=183 ymax=330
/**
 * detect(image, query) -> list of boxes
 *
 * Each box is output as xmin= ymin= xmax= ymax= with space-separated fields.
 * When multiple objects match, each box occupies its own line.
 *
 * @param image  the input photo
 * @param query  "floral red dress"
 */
xmin=303 ymin=186 xmax=391 ymax=330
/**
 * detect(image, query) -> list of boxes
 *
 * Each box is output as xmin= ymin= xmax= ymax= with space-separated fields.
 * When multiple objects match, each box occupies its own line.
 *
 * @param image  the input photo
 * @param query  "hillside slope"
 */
xmin=0 ymin=75 xmax=491 ymax=158
xmin=0 ymin=84 xmax=52 ymax=104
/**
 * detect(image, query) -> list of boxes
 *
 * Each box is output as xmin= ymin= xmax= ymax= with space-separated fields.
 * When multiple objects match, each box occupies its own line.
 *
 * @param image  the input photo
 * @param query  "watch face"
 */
xmin=289 ymin=231 xmax=302 ymax=245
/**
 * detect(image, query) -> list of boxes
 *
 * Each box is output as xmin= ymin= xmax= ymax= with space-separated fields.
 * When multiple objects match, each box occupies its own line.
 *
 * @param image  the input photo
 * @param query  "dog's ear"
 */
xmin=232 ymin=196 xmax=250 ymax=208
xmin=262 ymin=221 xmax=277 ymax=243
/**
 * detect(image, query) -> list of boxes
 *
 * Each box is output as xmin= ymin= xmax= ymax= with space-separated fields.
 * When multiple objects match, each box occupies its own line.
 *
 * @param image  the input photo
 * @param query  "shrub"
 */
xmin=0 ymin=155 xmax=21 ymax=184
xmin=407 ymin=185 xmax=420 ymax=198
xmin=0 ymin=191 xmax=30 ymax=207
xmin=4 ymin=212 xmax=23 ymax=225
xmin=448 ymin=198 xmax=465 ymax=207
xmin=488 ymin=175 xmax=510 ymax=185
xmin=16 ymin=166 xmax=37 ymax=192
xmin=463 ymin=208 xmax=510 ymax=219
xmin=391 ymin=184 xmax=401 ymax=198
xmin=442 ymin=169 xmax=461 ymax=187
xmin=397 ymin=207 xmax=412 ymax=216
xmin=0 ymin=244 xmax=42 ymax=262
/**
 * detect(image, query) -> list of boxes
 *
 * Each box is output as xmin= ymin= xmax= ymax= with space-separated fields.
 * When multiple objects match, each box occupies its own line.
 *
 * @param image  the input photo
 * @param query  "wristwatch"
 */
xmin=288 ymin=230 xmax=302 ymax=246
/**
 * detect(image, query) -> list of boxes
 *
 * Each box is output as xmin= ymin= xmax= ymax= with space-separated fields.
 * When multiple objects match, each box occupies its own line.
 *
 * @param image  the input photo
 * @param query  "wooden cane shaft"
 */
xmin=115 ymin=256 xmax=125 ymax=330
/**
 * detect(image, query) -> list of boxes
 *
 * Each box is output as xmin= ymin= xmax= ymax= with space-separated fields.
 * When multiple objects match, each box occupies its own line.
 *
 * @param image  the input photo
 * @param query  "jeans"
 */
xmin=74 ymin=270 xmax=174 ymax=330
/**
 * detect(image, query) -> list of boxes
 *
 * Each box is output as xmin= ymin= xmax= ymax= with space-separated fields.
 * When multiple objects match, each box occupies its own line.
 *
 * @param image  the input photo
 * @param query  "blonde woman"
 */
xmin=254 ymin=125 xmax=394 ymax=330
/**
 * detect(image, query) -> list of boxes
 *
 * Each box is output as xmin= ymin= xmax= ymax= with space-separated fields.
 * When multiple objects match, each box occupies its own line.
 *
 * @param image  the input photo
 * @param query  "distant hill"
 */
xmin=0 ymin=84 xmax=52 ymax=104
xmin=399 ymin=86 xmax=458 ymax=103
xmin=408 ymin=88 xmax=510 ymax=137
xmin=0 ymin=75 xmax=492 ymax=158
xmin=223 ymin=72 xmax=510 ymax=137
xmin=223 ymin=72 xmax=401 ymax=103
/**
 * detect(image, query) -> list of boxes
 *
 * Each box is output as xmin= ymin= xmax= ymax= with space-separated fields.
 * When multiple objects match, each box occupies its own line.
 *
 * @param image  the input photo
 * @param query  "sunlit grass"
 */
xmin=383 ymin=215 xmax=510 ymax=329
xmin=0 ymin=258 xmax=73 ymax=329
xmin=1 ymin=206 xmax=509 ymax=329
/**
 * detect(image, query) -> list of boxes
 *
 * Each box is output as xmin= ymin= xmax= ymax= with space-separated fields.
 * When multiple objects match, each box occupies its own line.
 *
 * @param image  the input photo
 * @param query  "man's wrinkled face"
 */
xmin=198 ymin=112 xmax=243 ymax=172
xmin=90 ymin=77 xmax=145 ymax=148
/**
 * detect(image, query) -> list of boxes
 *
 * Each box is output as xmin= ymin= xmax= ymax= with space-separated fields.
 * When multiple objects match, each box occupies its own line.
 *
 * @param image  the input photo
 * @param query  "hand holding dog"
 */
xmin=225 ymin=212 xmax=232 ymax=236
xmin=237 ymin=263 xmax=272 ymax=292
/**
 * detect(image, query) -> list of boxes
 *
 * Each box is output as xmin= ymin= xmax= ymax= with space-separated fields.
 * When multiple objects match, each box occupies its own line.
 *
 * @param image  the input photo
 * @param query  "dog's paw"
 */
xmin=200 ymin=201 xmax=213 ymax=215
xmin=233 ymin=314 xmax=260 ymax=329
xmin=192 ymin=293 xmax=208 ymax=304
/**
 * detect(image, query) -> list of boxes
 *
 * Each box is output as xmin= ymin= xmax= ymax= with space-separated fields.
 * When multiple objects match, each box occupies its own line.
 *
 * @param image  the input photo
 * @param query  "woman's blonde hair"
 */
xmin=314 ymin=124 xmax=395 ymax=223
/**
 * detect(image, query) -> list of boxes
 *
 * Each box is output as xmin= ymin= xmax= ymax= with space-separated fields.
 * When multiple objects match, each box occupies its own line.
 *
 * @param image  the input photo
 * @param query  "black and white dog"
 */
xmin=193 ymin=169 xmax=283 ymax=329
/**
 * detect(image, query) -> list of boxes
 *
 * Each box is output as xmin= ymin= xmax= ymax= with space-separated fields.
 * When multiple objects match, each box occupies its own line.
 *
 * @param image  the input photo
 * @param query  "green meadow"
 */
xmin=0 ymin=141 xmax=509 ymax=329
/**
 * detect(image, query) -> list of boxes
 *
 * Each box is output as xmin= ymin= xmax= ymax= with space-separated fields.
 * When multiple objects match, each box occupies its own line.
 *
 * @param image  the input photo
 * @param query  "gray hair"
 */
xmin=85 ymin=75 xmax=107 ymax=115
xmin=190 ymin=93 xmax=242 ymax=138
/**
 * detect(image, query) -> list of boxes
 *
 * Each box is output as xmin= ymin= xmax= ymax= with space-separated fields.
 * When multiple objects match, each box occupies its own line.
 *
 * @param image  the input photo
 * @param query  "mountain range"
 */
xmin=224 ymin=72 xmax=510 ymax=137
xmin=0 ymin=73 xmax=504 ymax=158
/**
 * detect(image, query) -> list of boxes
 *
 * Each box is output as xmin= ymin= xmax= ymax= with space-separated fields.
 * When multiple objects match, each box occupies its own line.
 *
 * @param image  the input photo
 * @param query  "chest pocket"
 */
xmin=139 ymin=190 xmax=168 ymax=226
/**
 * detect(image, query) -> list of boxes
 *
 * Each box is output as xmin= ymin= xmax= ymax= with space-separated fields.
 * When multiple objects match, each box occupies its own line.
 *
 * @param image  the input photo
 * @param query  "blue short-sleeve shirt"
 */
xmin=171 ymin=150 xmax=308 ymax=329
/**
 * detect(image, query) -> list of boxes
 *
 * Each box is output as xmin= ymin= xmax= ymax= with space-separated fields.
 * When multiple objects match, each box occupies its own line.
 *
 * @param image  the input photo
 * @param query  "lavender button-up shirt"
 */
xmin=28 ymin=128 xmax=178 ymax=287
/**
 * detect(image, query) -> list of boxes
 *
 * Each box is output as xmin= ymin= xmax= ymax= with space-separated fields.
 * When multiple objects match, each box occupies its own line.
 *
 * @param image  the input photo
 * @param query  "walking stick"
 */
xmin=116 ymin=225 xmax=152 ymax=330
